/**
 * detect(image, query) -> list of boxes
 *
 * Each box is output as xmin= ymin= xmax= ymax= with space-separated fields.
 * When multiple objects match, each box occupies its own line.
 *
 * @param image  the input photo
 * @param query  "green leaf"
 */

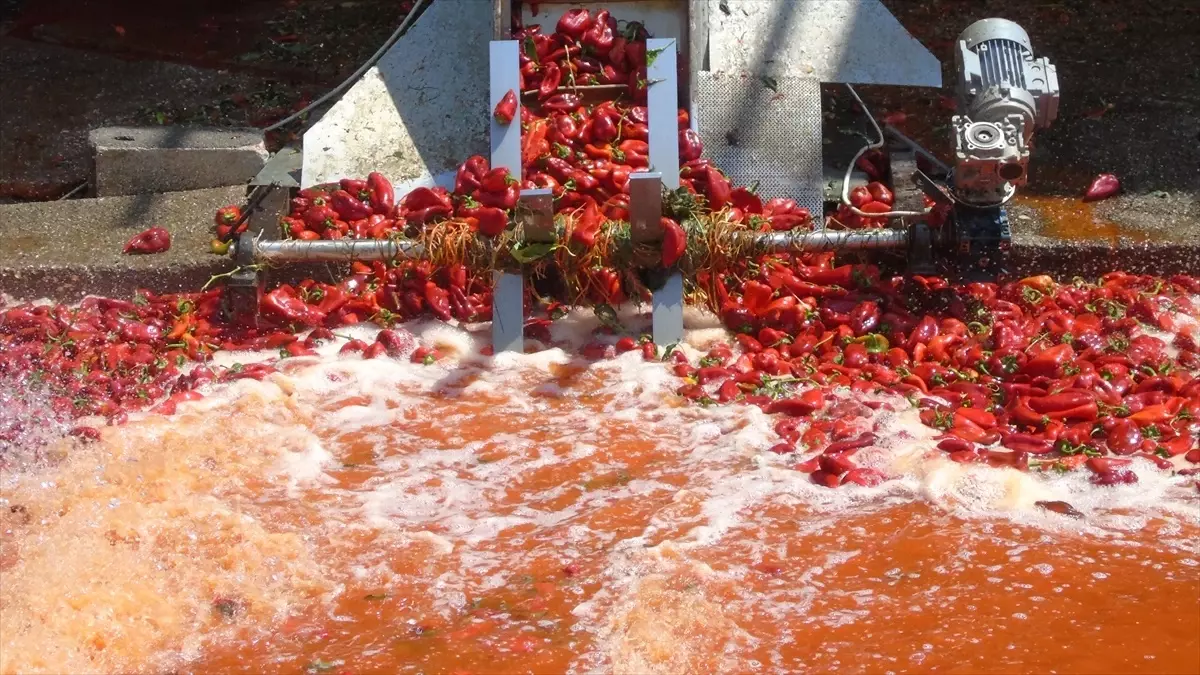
xmin=646 ymin=42 xmax=673 ymax=67
xmin=759 ymin=76 xmax=779 ymax=93
xmin=364 ymin=593 xmax=390 ymax=601
xmin=594 ymin=304 xmax=623 ymax=332
xmin=510 ymin=242 xmax=556 ymax=263
xmin=524 ymin=36 xmax=538 ymax=62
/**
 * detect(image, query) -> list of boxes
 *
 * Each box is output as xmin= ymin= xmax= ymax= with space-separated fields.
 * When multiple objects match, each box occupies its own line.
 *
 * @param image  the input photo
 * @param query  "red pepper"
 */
xmin=123 ymin=227 xmax=171 ymax=255
xmin=741 ymin=281 xmax=774 ymax=314
xmin=401 ymin=187 xmax=452 ymax=212
xmin=367 ymin=172 xmax=394 ymax=215
xmin=1083 ymin=173 xmax=1120 ymax=202
xmin=556 ymin=8 xmax=592 ymax=40
xmin=592 ymin=111 xmax=619 ymax=144
xmin=571 ymin=199 xmax=603 ymax=249
xmin=1023 ymin=343 xmax=1074 ymax=378
xmin=539 ymin=62 xmax=562 ymax=99
xmin=423 ymin=282 xmax=452 ymax=321
xmin=543 ymin=93 xmax=582 ymax=112
xmin=1027 ymin=392 xmax=1094 ymax=414
xmin=214 ymin=205 xmax=242 ymax=227
xmin=729 ymin=187 xmax=763 ymax=214
xmin=494 ymin=89 xmax=517 ymax=125
xmin=661 ymin=218 xmax=686 ymax=267
xmin=704 ymin=167 xmax=732 ymax=211
xmin=468 ymin=206 xmax=508 ymax=237
xmin=867 ymin=182 xmax=895 ymax=205
xmin=582 ymin=9 xmax=615 ymax=53
xmin=261 ymin=287 xmax=326 ymax=327
xmin=678 ymin=129 xmax=703 ymax=162
xmin=455 ymin=156 xmax=489 ymax=194
xmin=340 ymin=178 xmax=370 ymax=200
xmin=404 ymin=205 xmax=452 ymax=225
xmin=330 ymin=189 xmax=372 ymax=221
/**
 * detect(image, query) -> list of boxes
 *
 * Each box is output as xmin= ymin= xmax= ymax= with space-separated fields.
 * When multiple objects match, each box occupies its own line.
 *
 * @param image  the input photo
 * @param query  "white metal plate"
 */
xmin=707 ymin=0 xmax=941 ymax=87
xmin=695 ymin=72 xmax=824 ymax=218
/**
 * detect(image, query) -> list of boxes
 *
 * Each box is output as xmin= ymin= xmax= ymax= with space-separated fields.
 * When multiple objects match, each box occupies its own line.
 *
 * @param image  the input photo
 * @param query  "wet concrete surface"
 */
xmin=0 ymin=186 xmax=242 ymax=300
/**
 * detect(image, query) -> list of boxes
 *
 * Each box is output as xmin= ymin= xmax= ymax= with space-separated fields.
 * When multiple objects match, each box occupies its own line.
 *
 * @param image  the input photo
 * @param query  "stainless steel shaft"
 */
xmin=245 ymin=228 xmax=907 ymax=264
xmin=743 ymin=228 xmax=909 ymax=253
xmin=251 ymin=238 xmax=425 ymax=263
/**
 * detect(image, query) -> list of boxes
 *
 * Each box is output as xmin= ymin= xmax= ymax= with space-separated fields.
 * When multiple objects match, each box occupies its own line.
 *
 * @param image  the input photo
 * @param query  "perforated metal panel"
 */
xmin=696 ymin=72 xmax=825 ymax=219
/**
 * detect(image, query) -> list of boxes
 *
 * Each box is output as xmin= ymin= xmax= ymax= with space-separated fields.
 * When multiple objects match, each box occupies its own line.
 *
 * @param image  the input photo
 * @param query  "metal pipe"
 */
xmin=744 ymin=228 xmax=909 ymax=254
xmin=251 ymin=238 xmax=425 ymax=263
xmin=245 ymin=228 xmax=907 ymax=265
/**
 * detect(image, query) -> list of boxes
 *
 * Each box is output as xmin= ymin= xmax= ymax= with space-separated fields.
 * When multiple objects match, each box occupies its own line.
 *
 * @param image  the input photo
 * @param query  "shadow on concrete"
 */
xmin=372 ymin=0 xmax=490 ymax=188
xmin=113 ymin=125 xmax=191 ymax=228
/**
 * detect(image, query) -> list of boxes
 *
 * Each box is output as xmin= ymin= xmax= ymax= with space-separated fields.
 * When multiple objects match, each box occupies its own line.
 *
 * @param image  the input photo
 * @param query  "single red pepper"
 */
xmin=539 ymin=62 xmax=562 ymax=99
xmin=367 ymin=172 xmax=394 ymax=215
xmin=543 ymin=93 xmax=582 ymax=112
xmin=705 ymin=167 xmax=732 ymax=211
xmin=339 ymin=178 xmax=370 ymax=200
xmin=556 ymin=8 xmax=592 ymax=40
xmin=1083 ymin=173 xmax=1120 ymax=202
xmin=494 ymin=89 xmax=517 ymax=125
xmin=123 ymin=227 xmax=171 ymax=255
xmin=330 ymin=190 xmax=373 ymax=221
xmin=661 ymin=218 xmax=687 ymax=267
xmin=423 ymin=282 xmax=452 ymax=321
xmin=582 ymin=9 xmax=615 ymax=53
xmin=678 ymin=129 xmax=703 ymax=162
xmin=214 ymin=205 xmax=241 ymax=228
xmin=468 ymin=206 xmax=508 ymax=237
xmin=402 ymin=187 xmax=453 ymax=212
xmin=475 ymin=184 xmax=519 ymax=210
xmin=570 ymin=199 xmax=603 ymax=249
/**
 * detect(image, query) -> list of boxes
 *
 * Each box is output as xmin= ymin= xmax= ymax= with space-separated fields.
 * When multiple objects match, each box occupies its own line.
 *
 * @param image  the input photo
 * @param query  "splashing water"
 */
xmin=1 ymin=312 xmax=1198 ymax=675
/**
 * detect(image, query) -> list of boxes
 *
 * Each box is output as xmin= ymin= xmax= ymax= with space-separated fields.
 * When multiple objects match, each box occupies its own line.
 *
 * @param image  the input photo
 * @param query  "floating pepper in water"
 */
xmin=123 ymin=227 xmax=170 ymax=255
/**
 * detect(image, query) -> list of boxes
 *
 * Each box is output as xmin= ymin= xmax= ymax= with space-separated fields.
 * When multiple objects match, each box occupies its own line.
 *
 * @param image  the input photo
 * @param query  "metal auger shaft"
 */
xmin=241 ymin=228 xmax=908 ymax=265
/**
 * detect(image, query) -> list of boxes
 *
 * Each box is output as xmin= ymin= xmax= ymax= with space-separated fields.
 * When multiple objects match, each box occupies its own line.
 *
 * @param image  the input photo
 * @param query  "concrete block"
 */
xmin=302 ymin=0 xmax=490 ymax=193
xmin=89 ymin=126 xmax=269 ymax=197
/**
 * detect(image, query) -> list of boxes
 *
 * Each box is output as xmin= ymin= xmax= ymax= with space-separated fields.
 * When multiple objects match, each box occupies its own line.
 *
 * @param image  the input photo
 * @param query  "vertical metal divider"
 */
xmin=645 ymin=38 xmax=685 ymax=346
xmin=489 ymin=40 xmax=525 ymax=354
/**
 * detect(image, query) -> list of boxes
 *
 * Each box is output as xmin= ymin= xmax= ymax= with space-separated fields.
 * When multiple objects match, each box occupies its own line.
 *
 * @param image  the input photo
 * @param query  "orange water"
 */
xmin=1 ymin=331 xmax=1198 ymax=675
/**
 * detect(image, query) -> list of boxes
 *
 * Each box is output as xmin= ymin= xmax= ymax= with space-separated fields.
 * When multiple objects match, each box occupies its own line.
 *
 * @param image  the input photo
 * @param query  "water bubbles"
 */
xmin=1091 ymin=571 xmax=1110 ymax=580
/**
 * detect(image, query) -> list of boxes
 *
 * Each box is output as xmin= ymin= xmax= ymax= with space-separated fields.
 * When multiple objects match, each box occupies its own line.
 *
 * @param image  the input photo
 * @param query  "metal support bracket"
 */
xmin=225 ymin=231 xmax=265 ymax=327
xmin=645 ymin=38 xmax=684 ymax=346
xmin=490 ymin=39 xmax=525 ymax=353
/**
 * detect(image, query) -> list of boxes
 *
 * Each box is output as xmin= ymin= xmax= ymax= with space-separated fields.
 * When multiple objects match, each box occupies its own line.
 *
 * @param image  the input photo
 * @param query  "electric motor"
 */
xmin=952 ymin=18 xmax=1059 ymax=203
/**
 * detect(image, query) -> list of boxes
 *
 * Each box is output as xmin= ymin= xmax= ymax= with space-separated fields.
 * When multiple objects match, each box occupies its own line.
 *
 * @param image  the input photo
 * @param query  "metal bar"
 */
xmin=517 ymin=188 xmax=555 ymax=242
xmin=646 ymin=38 xmax=680 ymax=189
xmin=252 ymin=238 xmax=423 ymax=262
xmin=744 ymin=229 xmax=909 ymax=254
xmin=628 ymin=172 xmax=664 ymax=244
xmin=645 ymin=38 xmax=684 ymax=346
xmin=245 ymin=230 xmax=908 ymax=265
xmin=491 ymin=270 xmax=524 ymax=354
xmin=490 ymin=41 xmax=523 ymax=182
xmin=491 ymin=39 xmax=525 ymax=353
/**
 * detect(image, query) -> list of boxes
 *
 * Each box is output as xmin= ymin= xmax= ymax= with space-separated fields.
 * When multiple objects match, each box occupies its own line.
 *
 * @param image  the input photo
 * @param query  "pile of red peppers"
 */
xmin=1 ymin=9 xmax=1197 ymax=490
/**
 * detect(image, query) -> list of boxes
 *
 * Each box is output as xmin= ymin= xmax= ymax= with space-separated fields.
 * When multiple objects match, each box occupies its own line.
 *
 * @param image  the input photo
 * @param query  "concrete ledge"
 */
xmin=0 ymin=186 xmax=244 ymax=301
xmin=89 ymin=126 xmax=268 ymax=197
